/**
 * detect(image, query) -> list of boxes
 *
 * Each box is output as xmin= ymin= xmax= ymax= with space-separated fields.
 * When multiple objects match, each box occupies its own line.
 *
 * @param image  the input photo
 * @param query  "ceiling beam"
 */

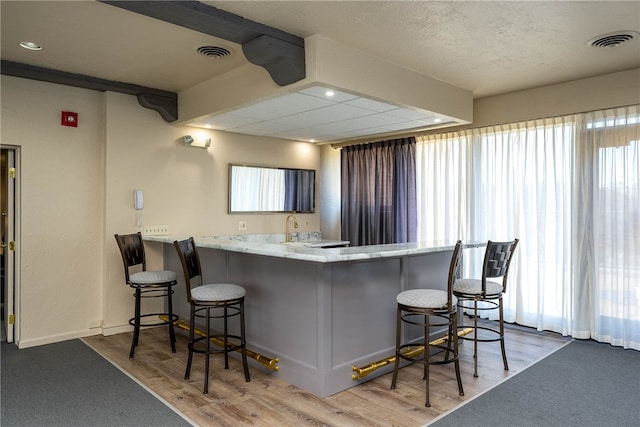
xmin=100 ymin=0 xmax=306 ymax=86
xmin=1 ymin=60 xmax=178 ymax=122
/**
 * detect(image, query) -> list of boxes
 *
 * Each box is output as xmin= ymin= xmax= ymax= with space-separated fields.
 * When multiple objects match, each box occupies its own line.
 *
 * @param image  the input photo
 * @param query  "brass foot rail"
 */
xmin=158 ymin=315 xmax=279 ymax=371
xmin=351 ymin=327 xmax=473 ymax=380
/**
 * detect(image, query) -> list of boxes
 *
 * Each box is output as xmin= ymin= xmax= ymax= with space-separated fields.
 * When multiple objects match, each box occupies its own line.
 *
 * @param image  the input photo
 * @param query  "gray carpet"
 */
xmin=429 ymin=339 xmax=640 ymax=427
xmin=1 ymin=339 xmax=193 ymax=427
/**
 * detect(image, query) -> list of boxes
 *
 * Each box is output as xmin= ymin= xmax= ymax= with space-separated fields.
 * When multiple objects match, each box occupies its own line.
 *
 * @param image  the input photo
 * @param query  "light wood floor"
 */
xmin=84 ymin=319 xmax=569 ymax=427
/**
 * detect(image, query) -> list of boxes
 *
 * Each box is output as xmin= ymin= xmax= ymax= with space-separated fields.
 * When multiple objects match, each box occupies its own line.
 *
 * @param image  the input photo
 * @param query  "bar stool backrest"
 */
xmin=447 ymin=240 xmax=464 ymax=310
xmin=114 ymin=232 xmax=147 ymax=284
xmin=481 ymin=239 xmax=519 ymax=294
xmin=173 ymin=237 xmax=204 ymax=304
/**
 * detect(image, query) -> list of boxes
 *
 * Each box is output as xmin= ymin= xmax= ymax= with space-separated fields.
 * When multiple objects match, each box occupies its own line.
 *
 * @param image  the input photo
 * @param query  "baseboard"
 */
xmin=17 ymin=328 xmax=103 ymax=349
xmin=16 ymin=322 xmax=140 ymax=348
xmin=101 ymin=324 xmax=134 ymax=336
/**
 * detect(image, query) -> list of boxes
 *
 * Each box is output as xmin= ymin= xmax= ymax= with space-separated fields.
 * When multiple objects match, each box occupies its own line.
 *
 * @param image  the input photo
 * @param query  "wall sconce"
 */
xmin=181 ymin=135 xmax=211 ymax=149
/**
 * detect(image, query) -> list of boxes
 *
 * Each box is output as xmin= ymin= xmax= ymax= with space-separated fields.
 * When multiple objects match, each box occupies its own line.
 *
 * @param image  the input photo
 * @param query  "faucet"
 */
xmin=285 ymin=213 xmax=298 ymax=242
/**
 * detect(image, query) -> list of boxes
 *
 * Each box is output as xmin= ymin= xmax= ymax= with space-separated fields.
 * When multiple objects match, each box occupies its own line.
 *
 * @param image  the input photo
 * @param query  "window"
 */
xmin=416 ymin=105 xmax=640 ymax=349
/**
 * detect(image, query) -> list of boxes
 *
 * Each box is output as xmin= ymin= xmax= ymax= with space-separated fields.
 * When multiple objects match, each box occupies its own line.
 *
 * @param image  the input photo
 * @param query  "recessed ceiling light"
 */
xmin=20 ymin=41 xmax=42 ymax=51
xmin=433 ymin=118 xmax=442 ymax=123
xmin=325 ymin=90 xmax=335 ymax=97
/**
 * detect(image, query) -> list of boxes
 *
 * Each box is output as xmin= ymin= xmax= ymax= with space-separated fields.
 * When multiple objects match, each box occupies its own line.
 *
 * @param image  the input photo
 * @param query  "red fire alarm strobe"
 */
xmin=61 ymin=111 xmax=78 ymax=127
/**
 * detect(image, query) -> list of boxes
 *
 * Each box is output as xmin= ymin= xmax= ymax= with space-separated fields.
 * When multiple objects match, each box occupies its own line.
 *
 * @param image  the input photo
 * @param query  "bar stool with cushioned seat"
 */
xmin=391 ymin=240 xmax=464 ymax=407
xmin=173 ymin=237 xmax=250 ymax=394
xmin=114 ymin=232 xmax=178 ymax=359
xmin=453 ymin=239 xmax=519 ymax=377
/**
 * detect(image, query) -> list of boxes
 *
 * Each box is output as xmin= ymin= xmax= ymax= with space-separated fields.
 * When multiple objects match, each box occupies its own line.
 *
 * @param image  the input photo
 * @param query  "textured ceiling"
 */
xmin=207 ymin=0 xmax=640 ymax=97
xmin=2 ymin=1 xmax=639 ymax=143
xmin=0 ymin=1 xmax=247 ymax=92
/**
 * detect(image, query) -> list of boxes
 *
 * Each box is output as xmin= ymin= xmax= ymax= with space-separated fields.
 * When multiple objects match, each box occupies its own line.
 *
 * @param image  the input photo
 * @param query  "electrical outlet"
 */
xmin=238 ymin=221 xmax=247 ymax=230
xmin=143 ymin=225 xmax=169 ymax=235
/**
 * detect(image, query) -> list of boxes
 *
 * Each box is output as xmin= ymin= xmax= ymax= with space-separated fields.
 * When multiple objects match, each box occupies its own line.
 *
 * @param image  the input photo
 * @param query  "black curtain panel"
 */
xmin=341 ymin=137 xmax=417 ymax=246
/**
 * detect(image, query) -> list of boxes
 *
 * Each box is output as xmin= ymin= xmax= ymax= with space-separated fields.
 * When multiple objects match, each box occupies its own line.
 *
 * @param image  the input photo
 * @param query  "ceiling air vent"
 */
xmin=196 ymin=45 xmax=233 ymax=58
xmin=588 ymin=31 xmax=639 ymax=48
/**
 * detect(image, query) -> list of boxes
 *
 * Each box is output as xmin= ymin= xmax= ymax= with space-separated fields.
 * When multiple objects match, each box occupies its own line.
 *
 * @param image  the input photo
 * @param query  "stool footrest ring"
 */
xmin=129 ymin=313 xmax=179 ymax=328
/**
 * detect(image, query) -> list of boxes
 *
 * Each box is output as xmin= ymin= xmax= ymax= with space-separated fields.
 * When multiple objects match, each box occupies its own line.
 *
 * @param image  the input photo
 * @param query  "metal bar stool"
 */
xmin=173 ymin=237 xmax=250 ymax=394
xmin=114 ymin=232 xmax=178 ymax=358
xmin=453 ymin=239 xmax=519 ymax=377
xmin=391 ymin=240 xmax=464 ymax=407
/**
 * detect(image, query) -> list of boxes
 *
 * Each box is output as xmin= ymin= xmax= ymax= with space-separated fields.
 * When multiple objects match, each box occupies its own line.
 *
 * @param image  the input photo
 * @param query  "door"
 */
xmin=1 ymin=147 xmax=18 ymax=343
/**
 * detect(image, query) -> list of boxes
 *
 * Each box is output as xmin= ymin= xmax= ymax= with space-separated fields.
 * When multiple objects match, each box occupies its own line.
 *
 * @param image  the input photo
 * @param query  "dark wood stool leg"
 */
xmin=452 ymin=311 xmax=464 ymax=396
xmin=203 ymin=307 xmax=211 ymax=394
xmin=424 ymin=314 xmax=431 ymax=407
xmin=444 ymin=317 xmax=453 ymax=362
xmin=130 ymin=288 xmax=141 ymax=359
xmin=167 ymin=286 xmax=176 ymax=353
xmin=223 ymin=305 xmax=229 ymax=369
xmin=240 ymin=301 xmax=250 ymax=382
xmin=390 ymin=306 xmax=401 ymax=390
xmin=185 ymin=305 xmax=195 ymax=381
xmin=473 ymin=299 xmax=479 ymax=378
xmin=499 ymin=296 xmax=508 ymax=371
xmin=423 ymin=315 xmax=428 ymax=379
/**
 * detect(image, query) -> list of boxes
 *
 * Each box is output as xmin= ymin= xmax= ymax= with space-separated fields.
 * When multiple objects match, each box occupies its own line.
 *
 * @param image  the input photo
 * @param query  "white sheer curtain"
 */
xmin=575 ymin=107 xmax=639 ymax=348
xmin=230 ymin=166 xmax=285 ymax=212
xmin=416 ymin=105 xmax=639 ymax=349
xmin=416 ymin=131 xmax=469 ymax=241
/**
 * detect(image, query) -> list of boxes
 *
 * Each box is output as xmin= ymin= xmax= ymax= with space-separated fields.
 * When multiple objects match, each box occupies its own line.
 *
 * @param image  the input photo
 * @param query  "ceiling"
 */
xmin=2 ymin=1 xmax=639 ymax=143
xmin=186 ymin=85 xmax=453 ymax=143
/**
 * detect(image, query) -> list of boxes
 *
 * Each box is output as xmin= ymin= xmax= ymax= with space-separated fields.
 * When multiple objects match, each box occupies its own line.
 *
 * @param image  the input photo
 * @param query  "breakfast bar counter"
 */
xmin=146 ymin=235 xmax=459 ymax=397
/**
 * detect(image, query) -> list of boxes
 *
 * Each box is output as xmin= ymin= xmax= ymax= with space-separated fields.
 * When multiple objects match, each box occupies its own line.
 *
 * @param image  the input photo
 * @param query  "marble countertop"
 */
xmin=143 ymin=234 xmax=473 ymax=263
xmin=280 ymin=239 xmax=350 ymax=248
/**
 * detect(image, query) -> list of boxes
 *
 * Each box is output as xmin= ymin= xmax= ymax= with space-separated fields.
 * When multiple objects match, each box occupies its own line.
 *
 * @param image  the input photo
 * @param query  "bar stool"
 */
xmin=391 ymin=241 xmax=464 ymax=407
xmin=173 ymin=237 xmax=250 ymax=394
xmin=114 ymin=232 xmax=178 ymax=358
xmin=453 ymin=239 xmax=519 ymax=377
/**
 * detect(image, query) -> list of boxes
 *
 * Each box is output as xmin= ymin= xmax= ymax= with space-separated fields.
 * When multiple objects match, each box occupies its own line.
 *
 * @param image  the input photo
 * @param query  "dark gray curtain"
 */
xmin=341 ymin=137 xmax=417 ymax=246
xmin=284 ymin=169 xmax=315 ymax=212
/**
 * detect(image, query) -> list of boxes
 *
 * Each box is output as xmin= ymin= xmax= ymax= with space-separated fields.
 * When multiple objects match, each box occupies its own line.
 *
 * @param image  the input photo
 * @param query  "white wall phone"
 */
xmin=133 ymin=189 xmax=143 ymax=227
xmin=134 ymin=189 xmax=144 ymax=210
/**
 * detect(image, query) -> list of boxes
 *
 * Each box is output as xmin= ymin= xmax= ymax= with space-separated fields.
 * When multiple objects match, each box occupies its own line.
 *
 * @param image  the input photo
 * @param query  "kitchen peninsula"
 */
xmin=146 ymin=235 xmax=459 ymax=397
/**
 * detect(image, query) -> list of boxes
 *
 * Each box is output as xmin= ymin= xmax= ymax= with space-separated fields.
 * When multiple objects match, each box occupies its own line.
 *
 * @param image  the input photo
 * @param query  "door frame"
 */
xmin=1 ymin=146 xmax=20 ymax=343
